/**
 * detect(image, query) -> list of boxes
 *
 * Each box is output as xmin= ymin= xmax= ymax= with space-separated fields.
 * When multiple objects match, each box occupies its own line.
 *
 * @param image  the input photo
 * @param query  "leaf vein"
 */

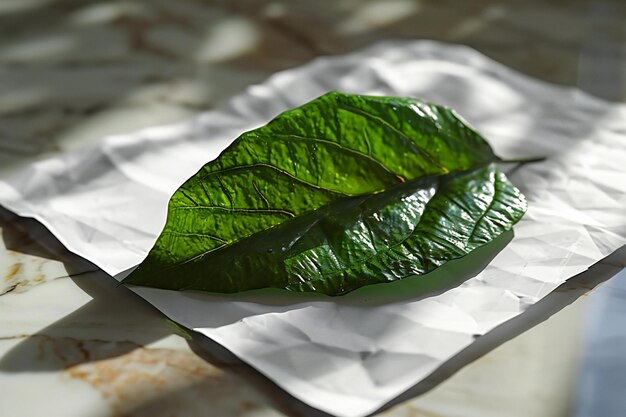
xmin=338 ymin=103 xmax=448 ymax=173
xmin=216 ymin=175 xmax=234 ymax=209
xmin=272 ymin=133 xmax=405 ymax=182
xmin=172 ymin=205 xmax=296 ymax=217
xmin=162 ymin=230 xmax=228 ymax=243
xmin=253 ymin=181 xmax=270 ymax=209
xmin=467 ymin=180 xmax=499 ymax=243
xmin=202 ymin=163 xmax=351 ymax=196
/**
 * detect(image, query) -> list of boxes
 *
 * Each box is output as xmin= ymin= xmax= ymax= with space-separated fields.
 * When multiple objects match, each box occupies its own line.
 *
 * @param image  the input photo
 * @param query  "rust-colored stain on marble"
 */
xmin=383 ymin=404 xmax=446 ymax=417
xmin=6 ymin=332 xmax=287 ymax=416
xmin=61 ymin=338 xmax=255 ymax=416
xmin=0 ymin=254 xmax=68 ymax=295
xmin=4 ymin=262 xmax=22 ymax=281
xmin=9 ymin=334 xmax=251 ymax=415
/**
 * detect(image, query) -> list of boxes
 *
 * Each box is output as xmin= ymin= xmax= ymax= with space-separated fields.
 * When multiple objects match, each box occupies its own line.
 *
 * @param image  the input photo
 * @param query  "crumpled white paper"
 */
xmin=1 ymin=40 xmax=625 ymax=417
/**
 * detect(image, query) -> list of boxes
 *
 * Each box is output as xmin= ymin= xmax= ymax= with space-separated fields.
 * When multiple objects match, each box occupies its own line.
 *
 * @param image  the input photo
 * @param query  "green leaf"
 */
xmin=124 ymin=92 xmax=526 ymax=296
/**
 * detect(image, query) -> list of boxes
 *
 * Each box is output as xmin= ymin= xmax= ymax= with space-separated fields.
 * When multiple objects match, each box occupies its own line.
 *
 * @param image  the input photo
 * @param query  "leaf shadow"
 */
xmin=177 ymin=230 xmax=513 ymax=311
xmin=341 ymin=230 xmax=513 ymax=306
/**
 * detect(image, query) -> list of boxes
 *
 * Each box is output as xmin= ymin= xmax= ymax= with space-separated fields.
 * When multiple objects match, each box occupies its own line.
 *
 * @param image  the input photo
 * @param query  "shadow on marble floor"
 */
xmin=0 ymin=206 xmax=97 ymax=278
xmin=0 ymin=206 xmax=174 ymax=372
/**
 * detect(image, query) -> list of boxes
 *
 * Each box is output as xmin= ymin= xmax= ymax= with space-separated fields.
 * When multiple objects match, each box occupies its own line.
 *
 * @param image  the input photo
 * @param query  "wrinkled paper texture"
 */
xmin=1 ymin=41 xmax=625 ymax=417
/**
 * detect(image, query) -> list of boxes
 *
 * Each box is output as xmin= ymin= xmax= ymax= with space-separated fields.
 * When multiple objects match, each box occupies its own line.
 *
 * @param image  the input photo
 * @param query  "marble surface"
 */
xmin=0 ymin=1 xmax=625 ymax=416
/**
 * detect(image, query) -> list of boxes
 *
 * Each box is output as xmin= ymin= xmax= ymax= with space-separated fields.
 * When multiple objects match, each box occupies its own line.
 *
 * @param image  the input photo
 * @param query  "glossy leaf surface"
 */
xmin=124 ymin=92 xmax=525 ymax=295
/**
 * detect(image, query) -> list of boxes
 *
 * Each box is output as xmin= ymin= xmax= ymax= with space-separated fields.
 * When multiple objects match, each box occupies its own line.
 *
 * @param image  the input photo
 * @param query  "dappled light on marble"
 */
xmin=0 ymin=35 xmax=77 ymax=62
xmin=67 ymin=1 xmax=154 ymax=26
xmin=196 ymin=16 xmax=260 ymax=63
xmin=340 ymin=0 xmax=420 ymax=35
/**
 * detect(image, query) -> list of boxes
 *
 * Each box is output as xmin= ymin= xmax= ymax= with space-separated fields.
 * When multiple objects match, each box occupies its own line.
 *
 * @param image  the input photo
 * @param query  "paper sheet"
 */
xmin=1 ymin=41 xmax=625 ymax=417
